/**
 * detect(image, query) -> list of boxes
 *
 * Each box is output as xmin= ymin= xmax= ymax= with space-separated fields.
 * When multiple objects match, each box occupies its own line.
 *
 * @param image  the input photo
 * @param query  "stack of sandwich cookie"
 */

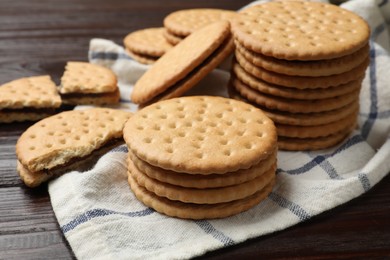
xmin=0 ymin=76 xmax=61 ymax=123
xmin=124 ymin=96 xmax=278 ymax=219
xmin=123 ymin=28 xmax=173 ymax=64
xmin=16 ymin=108 xmax=132 ymax=187
xmin=163 ymin=9 xmax=237 ymax=45
xmin=131 ymin=21 xmax=234 ymax=106
xmin=229 ymin=1 xmax=370 ymax=151
xmin=59 ymin=61 xmax=120 ymax=106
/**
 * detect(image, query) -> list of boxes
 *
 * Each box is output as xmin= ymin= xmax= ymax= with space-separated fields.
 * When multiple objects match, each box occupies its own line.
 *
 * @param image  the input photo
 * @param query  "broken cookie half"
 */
xmin=59 ymin=61 xmax=120 ymax=106
xmin=16 ymin=108 xmax=132 ymax=187
xmin=0 ymin=75 xmax=61 ymax=123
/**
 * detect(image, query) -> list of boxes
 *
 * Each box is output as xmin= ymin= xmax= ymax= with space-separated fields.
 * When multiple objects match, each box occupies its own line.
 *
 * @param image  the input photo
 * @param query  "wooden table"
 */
xmin=1 ymin=1 xmax=389 ymax=259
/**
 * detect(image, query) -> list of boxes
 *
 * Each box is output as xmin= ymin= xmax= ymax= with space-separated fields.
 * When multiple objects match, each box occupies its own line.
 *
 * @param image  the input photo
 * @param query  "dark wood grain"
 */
xmin=1 ymin=0 xmax=389 ymax=259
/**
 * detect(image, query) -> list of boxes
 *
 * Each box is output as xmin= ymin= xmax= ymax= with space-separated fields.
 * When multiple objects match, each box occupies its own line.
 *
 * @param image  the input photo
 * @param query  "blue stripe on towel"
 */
xmin=61 ymin=208 xmax=154 ymax=233
xmin=372 ymin=24 xmax=385 ymax=40
xmin=361 ymin=43 xmax=378 ymax=139
xmin=315 ymin=159 xmax=341 ymax=180
xmin=195 ymin=220 xmax=235 ymax=246
xmin=110 ymin=145 xmax=128 ymax=153
xmin=268 ymin=192 xmax=311 ymax=221
xmin=89 ymin=51 xmax=131 ymax=61
xmin=360 ymin=109 xmax=390 ymax=120
xmin=378 ymin=0 xmax=388 ymax=7
xmin=278 ymin=135 xmax=364 ymax=176
xmin=358 ymin=173 xmax=371 ymax=191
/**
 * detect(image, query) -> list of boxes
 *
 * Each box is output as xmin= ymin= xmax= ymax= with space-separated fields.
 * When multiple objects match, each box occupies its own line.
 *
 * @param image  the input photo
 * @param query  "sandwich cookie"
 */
xmin=0 ymin=75 xmax=61 ymax=123
xmin=59 ymin=61 xmax=120 ymax=106
xmin=228 ymin=1 xmax=370 ymax=150
xmin=124 ymin=96 xmax=278 ymax=219
xmin=131 ymin=21 xmax=234 ymax=106
xmin=123 ymin=27 xmax=173 ymax=64
xmin=163 ymin=8 xmax=237 ymax=43
xmin=16 ymin=108 xmax=132 ymax=187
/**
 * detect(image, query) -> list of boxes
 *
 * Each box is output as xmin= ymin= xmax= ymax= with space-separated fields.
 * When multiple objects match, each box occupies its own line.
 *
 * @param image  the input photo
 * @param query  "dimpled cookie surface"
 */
xmin=123 ymin=96 xmax=277 ymax=174
xmin=232 ymin=1 xmax=370 ymax=60
xmin=16 ymin=108 xmax=132 ymax=172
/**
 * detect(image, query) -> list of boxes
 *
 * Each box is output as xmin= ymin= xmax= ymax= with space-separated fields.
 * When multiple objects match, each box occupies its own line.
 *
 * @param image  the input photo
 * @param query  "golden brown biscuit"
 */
xmin=16 ymin=108 xmax=132 ymax=187
xmin=164 ymin=8 xmax=237 ymax=37
xmin=131 ymin=21 xmax=233 ymax=105
xmin=128 ymin=169 xmax=275 ymax=219
xmin=235 ymin=41 xmax=370 ymax=76
xmin=0 ymin=75 xmax=61 ymax=123
xmin=124 ymin=96 xmax=277 ymax=174
xmin=232 ymin=62 xmax=363 ymax=100
xmin=59 ymin=61 xmax=120 ymax=105
xmin=232 ymin=1 xmax=370 ymax=60
xmin=128 ymin=148 xmax=277 ymax=188
xmin=123 ymin=27 xmax=173 ymax=57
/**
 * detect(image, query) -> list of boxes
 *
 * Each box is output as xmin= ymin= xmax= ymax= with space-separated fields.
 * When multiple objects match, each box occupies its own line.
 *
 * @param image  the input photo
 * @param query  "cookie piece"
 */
xmin=131 ymin=21 xmax=233 ymax=105
xmin=125 ymin=49 xmax=158 ymax=65
xmin=164 ymin=8 xmax=237 ymax=37
xmin=123 ymin=27 xmax=173 ymax=57
xmin=276 ymin=109 xmax=358 ymax=138
xmin=0 ymin=111 xmax=54 ymax=123
xmin=228 ymin=83 xmax=359 ymax=125
xmin=17 ymin=140 xmax=121 ymax=188
xmin=277 ymin=126 xmax=356 ymax=151
xmin=128 ymin=169 xmax=275 ymax=219
xmin=61 ymin=88 xmax=120 ymax=106
xmin=124 ymin=96 xmax=277 ymax=174
xmin=235 ymin=50 xmax=369 ymax=89
xmin=232 ymin=63 xmax=363 ymax=100
xmin=235 ymin=41 xmax=370 ymax=76
xmin=262 ymin=101 xmax=359 ymax=126
xmin=128 ymin=148 xmax=277 ymax=188
xmin=228 ymin=85 xmax=357 ymax=150
xmin=232 ymin=1 xmax=370 ymax=60
xmin=163 ymin=29 xmax=184 ymax=45
xmin=0 ymin=75 xmax=61 ymax=123
xmin=16 ymin=108 xmax=132 ymax=187
xmin=128 ymin=156 xmax=276 ymax=204
xmin=231 ymin=77 xmax=359 ymax=113
xmin=141 ymin=37 xmax=234 ymax=106
xmin=59 ymin=61 xmax=120 ymax=105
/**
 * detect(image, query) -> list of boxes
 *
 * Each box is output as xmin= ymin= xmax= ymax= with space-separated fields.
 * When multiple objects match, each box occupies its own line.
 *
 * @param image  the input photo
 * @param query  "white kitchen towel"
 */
xmin=49 ymin=0 xmax=390 ymax=259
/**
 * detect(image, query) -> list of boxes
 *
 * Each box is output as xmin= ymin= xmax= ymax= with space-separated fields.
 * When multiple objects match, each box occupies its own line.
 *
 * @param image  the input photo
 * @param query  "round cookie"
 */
xmin=131 ymin=21 xmax=231 ymax=104
xmin=227 ymin=82 xmax=357 ymax=151
xmin=143 ymin=38 xmax=234 ymax=105
xmin=232 ymin=1 xmax=370 ymax=60
xmin=227 ymin=82 xmax=360 ymax=125
xmin=230 ymin=77 xmax=359 ymax=113
xmin=262 ymin=101 xmax=359 ymax=126
xmin=123 ymin=96 xmax=277 ymax=174
xmin=235 ymin=41 xmax=370 ymax=76
xmin=235 ymin=50 xmax=369 ymax=89
xmin=123 ymin=27 xmax=173 ymax=57
xmin=275 ymin=110 xmax=358 ymax=138
xmin=128 ymin=149 xmax=277 ymax=188
xmin=128 ymin=170 xmax=275 ymax=219
xmin=163 ymin=29 xmax=184 ymax=45
xmin=164 ymin=8 xmax=237 ymax=37
xmin=128 ymin=156 xmax=276 ymax=204
xmin=277 ymin=126 xmax=356 ymax=151
xmin=232 ymin=63 xmax=363 ymax=100
xmin=125 ymin=49 xmax=158 ymax=65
